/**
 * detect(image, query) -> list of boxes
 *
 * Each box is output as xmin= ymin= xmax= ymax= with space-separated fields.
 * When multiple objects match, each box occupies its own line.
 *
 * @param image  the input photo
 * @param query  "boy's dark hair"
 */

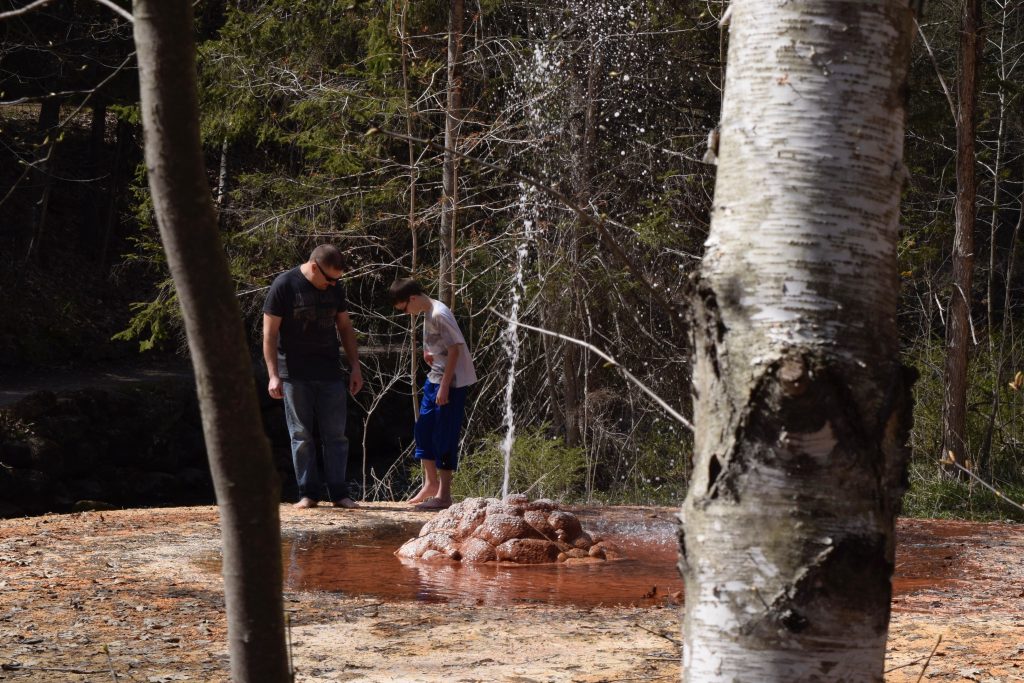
xmin=310 ymin=244 xmax=344 ymax=270
xmin=389 ymin=278 xmax=423 ymax=304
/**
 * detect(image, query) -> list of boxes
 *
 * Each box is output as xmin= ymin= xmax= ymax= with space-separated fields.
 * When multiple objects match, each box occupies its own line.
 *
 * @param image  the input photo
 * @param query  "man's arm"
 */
xmin=263 ymin=313 xmax=283 ymax=399
xmin=336 ymin=310 xmax=363 ymax=395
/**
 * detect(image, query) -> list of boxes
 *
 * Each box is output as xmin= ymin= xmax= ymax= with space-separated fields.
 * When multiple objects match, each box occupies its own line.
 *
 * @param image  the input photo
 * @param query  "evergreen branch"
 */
xmin=490 ymin=308 xmax=693 ymax=432
xmin=366 ymin=127 xmax=683 ymax=324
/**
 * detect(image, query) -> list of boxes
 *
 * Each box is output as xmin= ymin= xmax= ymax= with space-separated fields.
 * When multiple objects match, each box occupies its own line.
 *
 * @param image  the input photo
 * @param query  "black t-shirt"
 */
xmin=263 ymin=267 xmax=349 ymax=381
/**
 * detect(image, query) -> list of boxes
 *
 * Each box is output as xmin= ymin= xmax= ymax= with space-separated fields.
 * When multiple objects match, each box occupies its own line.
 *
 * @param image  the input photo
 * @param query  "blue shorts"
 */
xmin=414 ymin=380 xmax=469 ymax=471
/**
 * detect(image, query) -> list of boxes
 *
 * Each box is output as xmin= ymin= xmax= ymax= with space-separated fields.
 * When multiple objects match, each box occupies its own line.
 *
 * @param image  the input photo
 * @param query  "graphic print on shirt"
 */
xmin=293 ymin=290 xmax=339 ymax=334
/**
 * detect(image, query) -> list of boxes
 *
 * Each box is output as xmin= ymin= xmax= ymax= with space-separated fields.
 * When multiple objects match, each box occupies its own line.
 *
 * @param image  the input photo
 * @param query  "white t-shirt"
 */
xmin=423 ymin=298 xmax=477 ymax=388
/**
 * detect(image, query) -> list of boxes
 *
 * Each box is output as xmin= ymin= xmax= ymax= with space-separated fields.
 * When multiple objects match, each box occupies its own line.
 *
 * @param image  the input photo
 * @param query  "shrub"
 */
xmin=453 ymin=424 xmax=587 ymax=502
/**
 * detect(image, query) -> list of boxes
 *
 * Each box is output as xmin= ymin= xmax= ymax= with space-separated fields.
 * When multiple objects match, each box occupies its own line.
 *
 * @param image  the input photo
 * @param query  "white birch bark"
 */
xmin=682 ymin=1 xmax=915 ymax=680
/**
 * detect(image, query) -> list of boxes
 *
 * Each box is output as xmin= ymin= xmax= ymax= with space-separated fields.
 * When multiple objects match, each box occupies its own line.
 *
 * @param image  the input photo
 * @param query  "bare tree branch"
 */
xmin=490 ymin=307 xmax=693 ymax=431
xmin=0 ymin=0 xmax=132 ymax=22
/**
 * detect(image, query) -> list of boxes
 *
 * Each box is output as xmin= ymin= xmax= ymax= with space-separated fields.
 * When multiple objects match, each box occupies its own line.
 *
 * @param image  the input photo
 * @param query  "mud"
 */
xmin=0 ymin=505 xmax=1021 ymax=682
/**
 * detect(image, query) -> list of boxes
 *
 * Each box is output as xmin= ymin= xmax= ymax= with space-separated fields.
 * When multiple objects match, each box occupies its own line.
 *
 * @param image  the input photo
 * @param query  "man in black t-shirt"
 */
xmin=263 ymin=244 xmax=363 ymax=509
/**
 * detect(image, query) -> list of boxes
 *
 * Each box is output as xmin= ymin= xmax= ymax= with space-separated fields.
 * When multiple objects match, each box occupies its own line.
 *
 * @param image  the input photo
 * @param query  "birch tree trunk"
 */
xmin=681 ymin=1 xmax=915 ymax=680
xmin=942 ymin=0 xmax=981 ymax=473
xmin=438 ymin=0 xmax=464 ymax=309
xmin=132 ymin=2 xmax=289 ymax=681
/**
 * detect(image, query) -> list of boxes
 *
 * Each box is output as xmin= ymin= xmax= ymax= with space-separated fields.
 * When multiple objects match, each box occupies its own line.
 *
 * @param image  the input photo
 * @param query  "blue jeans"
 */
xmin=282 ymin=379 xmax=349 ymax=501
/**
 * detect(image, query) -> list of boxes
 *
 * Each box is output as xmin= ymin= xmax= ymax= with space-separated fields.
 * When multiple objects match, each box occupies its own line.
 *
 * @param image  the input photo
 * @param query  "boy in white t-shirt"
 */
xmin=389 ymin=278 xmax=477 ymax=510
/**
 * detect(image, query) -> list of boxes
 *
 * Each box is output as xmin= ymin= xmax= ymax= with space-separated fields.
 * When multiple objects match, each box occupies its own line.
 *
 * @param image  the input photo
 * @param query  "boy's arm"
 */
xmin=436 ymin=343 xmax=461 ymax=406
xmin=263 ymin=313 xmax=283 ymax=399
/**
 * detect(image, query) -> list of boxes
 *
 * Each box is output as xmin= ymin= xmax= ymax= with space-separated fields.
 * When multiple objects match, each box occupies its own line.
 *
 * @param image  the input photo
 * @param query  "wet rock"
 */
xmin=485 ymin=501 xmax=524 ymax=518
xmin=594 ymin=541 xmax=621 ymax=560
xmin=548 ymin=511 xmax=583 ymax=543
xmin=460 ymin=537 xmax=497 ymax=563
xmin=396 ymin=535 xmax=431 ymax=559
xmin=455 ymin=506 xmax=488 ymax=539
xmin=419 ymin=513 xmax=463 ymax=538
xmin=523 ymin=509 xmax=557 ymax=541
xmin=570 ymin=531 xmax=594 ymax=550
xmin=504 ymin=493 xmax=529 ymax=507
xmin=422 ymin=532 xmax=459 ymax=557
xmin=472 ymin=513 xmax=538 ymax=546
xmin=495 ymin=539 xmax=561 ymax=564
xmin=396 ymin=497 xmax=617 ymax=566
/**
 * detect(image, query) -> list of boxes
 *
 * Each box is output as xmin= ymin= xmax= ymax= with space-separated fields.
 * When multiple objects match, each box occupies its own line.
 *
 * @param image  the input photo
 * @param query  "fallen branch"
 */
xmin=103 ymin=643 xmax=119 ymax=683
xmin=632 ymin=622 xmax=682 ymax=647
xmin=884 ymin=654 xmax=930 ymax=674
xmin=1 ymin=662 xmax=107 ymax=675
xmin=914 ymin=634 xmax=943 ymax=683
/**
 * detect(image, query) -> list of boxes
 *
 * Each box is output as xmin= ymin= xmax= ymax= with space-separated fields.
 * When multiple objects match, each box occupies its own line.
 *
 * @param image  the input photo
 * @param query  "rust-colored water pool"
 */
xmin=282 ymin=509 xmax=680 ymax=607
xmin=272 ymin=508 xmax=969 ymax=608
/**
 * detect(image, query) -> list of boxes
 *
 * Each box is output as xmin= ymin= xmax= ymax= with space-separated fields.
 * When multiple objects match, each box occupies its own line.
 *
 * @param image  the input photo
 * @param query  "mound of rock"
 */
xmin=396 ymin=494 xmax=620 ymax=564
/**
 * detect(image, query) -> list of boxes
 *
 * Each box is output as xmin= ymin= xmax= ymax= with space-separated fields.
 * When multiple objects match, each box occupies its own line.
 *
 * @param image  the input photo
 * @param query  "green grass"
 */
xmin=901 ymin=461 xmax=1024 ymax=522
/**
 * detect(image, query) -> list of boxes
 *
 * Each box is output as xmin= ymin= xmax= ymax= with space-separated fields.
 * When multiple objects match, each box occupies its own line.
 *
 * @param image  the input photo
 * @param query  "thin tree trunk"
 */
xmin=398 ymin=0 xmax=419 ymax=419
xmin=560 ymin=45 xmax=602 ymax=450
xmin=85 ymin=101 xmax=107 ymax=256
xmin=132 ymin=3 xmax=289 ymax=681
xmin=987 ymin=180 xmax=1024 ymax=467
xmin=25 ymin=98 xmax=61 ymax=265
xmin=216 ymin=137 xmax=231 ymax=229
xmin=438 ymin=0 xmax=464 ymax=309
xmin=942 ymin=0 xmax=982 ymax=474
xmin=979 ymin=0 xmax=1011 ymax=473
xmin=99 ymin=117 xmax=129 ymax=271
xmin=681 ymin=2 xmax=914 ymax=680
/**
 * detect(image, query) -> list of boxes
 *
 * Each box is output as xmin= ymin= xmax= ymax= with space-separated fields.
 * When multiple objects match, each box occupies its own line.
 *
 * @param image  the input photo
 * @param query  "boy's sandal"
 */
xmin=413 ymin=497 xmax=452 ymax=511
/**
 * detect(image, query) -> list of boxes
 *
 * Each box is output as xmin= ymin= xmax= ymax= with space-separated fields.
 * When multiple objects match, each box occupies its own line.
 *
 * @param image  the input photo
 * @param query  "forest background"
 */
xmin=1 ymin=0 xmax=1022 ymax=520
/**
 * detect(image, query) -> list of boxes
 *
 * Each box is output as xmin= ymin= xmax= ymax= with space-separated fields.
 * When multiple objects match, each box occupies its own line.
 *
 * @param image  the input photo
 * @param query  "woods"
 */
xmin=2 ymin=0 xmax=1024 ymax=680
xmin=3 ymin=1 xmax=1022 ymax=516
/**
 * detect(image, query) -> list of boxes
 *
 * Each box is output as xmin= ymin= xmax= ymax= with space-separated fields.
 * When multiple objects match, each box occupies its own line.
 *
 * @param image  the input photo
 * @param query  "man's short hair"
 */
xmin=310 ymin=244 xmax=344 ymax=271
xmin=389 ymin=278 xmax=423 ymax=304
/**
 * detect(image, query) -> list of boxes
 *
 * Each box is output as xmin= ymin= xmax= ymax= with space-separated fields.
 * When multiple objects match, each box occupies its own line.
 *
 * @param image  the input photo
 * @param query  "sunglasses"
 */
xmin=315 ymin=261 xmax=340 ymax=283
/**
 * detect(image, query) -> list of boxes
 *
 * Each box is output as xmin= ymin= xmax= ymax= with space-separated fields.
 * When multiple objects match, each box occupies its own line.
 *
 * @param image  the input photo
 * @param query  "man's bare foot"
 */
xmin=332 ymin=498 xmax=360 ymax=509
xmin=293 ymin=497 xmax=318 ymax=509
xmin=407 ymin=488 xmax=438 ymax=505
